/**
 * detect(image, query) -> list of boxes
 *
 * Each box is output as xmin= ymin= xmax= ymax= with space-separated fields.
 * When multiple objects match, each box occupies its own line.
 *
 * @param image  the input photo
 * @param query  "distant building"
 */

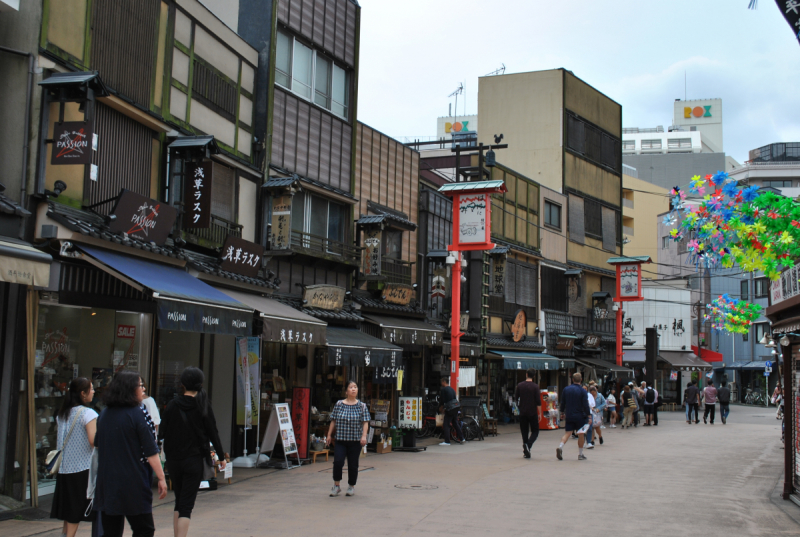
xmin=728 ymin=142 xmax=800 ymax=195
xmin=621 ymin=167 xmax=670 ymax=262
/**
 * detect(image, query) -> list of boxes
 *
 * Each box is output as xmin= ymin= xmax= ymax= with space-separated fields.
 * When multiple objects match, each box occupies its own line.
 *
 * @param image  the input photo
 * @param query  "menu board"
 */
xmin=398 ymin=397 xmax=422 ymax=429
xmin=259 ymin=403 xmax=299 ymax=459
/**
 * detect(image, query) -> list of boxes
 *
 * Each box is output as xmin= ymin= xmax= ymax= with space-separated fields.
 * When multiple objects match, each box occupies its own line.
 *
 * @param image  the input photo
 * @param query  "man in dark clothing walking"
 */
xmin=438 ymin=377 xmax=463 ymax=445
xmin=557 ymin=372 xmax=591 ymax=461
xmin=515 ymin=368 xmax=542 ymax=459
xmin=718 ymin=381 xmax=731 ymax=424
xmin=685 ymin=381 xmax=701 ymax=424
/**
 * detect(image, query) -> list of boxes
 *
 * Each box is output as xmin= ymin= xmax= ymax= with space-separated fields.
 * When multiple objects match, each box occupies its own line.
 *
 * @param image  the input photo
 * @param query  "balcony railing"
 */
xmin=181 ymin=213 xmax=242 ymax=249
xmin=623 ymin=225 xmax=634 ymax=236
xmin=282 ymin=229 xmax=361 ymax=266
xmin=380 ymin=257 xmax=413 ymax=284
xmin=573 ymin=314 xmax=616 ymax=335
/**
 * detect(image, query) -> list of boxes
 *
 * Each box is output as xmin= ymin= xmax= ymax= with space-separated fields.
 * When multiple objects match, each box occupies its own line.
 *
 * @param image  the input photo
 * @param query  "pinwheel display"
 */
xmin=704 ymin=294 xmax=763 ymax=335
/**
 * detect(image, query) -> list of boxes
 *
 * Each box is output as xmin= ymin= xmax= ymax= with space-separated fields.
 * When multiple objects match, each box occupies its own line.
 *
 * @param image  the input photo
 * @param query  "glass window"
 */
xmin=754 ymin=277 xmax=769 ymax=298
xmin=292 ymin=40 xmax=313 ymax=99
xmin=662 ymin=236 xmax=669 ymax=249
xmin=764 ymin=180 xmax=792 ymax=188
xmin=545 ymin=201 xmax=561 ymax=228
xmin=310 ymin=195 xmax=328 ymax=238
xmin=754 ymin=322 xmax=769 ymax=343
xmin=740 ymin=280 xmax=748 ymax=301
xmin=331 ymin=64 xmax=348 ymax=119
xmin=383 ymin=230 xmax=402 ymax=259
xmin=516 ymin=180 xmax=527 ymax=209
xmin=291 ymin=192 xmax=305 ymax=232
xmin=275 ymin=31 xmax=291 ymax=88
xmin=623 ymin=140 xmax=635 ymax=151
xmin=314 ymin=55 xmax=331 ymax=109
xmin=327 ymin=202 xmax=344 ymax=243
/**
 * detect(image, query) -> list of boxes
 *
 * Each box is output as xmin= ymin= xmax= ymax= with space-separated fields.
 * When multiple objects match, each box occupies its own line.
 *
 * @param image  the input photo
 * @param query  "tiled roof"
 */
xmin=275 ymin=296 xmax=363 ymax=323
xmin=266 ymin=167 xmax=357 ymax=201
xmin=486 ymin=336 xmax=545 ymax=351
xmin=353 ymin=294 xmax=425 ymax=316
xmin=182 ymin=249 xmax=276 ymax=289
xmin=168 ymin=136 xmax=219 ymax=154
xmin=0 ymin=192 xmax=31 ymax=217
xmin=39 ymin=71 xmax=109 ymax=96
xmin=567 ymin=261 xmax=616 ymax=277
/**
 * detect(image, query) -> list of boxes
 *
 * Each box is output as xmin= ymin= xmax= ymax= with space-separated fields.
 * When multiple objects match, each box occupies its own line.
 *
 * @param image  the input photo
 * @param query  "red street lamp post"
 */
xmin=607 ymin=256 xmax=652 ymax=366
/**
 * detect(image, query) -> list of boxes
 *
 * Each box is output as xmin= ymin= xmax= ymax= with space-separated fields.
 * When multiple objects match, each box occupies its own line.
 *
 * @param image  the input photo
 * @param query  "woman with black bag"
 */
xmin=159 ymin=367 xmax=226 ymax=537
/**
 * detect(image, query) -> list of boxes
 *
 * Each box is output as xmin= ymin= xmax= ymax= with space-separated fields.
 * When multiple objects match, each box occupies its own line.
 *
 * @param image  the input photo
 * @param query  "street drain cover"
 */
xmin=395 ymin=484 xmax=438 ymax=490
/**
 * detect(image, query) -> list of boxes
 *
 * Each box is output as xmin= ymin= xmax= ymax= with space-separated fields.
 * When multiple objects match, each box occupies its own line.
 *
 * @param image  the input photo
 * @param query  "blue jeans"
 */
xmin=587 ymin=422 xmax=593 ymax=442
xmin=720 ymin=403 xmax=730 ymax=420
xmin=685 ymin=403 xmax=691 ymax=421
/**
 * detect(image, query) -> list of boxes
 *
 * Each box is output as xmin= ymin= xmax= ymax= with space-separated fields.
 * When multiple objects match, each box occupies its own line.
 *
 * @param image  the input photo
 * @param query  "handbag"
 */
xmin=435 ymin=413 xmax=444 ymax=427
xmin=46 ymin=407 xmax=85 ymax=476
xmin=177 ymin=408 xmax=216 ymax=481
xmin=443 ymin=398 xmax=461 ymax=412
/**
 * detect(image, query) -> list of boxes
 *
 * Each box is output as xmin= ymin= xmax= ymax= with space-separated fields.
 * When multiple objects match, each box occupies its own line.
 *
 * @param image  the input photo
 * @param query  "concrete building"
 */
xmin=729 ymin=142 xmax=800 ymax=194
xmin=621 ymin=166 xmax=670 ymax=263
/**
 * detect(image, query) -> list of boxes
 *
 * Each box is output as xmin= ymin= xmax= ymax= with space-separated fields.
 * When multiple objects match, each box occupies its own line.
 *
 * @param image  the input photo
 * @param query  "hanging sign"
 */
xmin=511 ymin=309 xmax=527 ymax=342
xmin=183 ymin=161 xmax=212 ymax=229
xmin=270 ymin=195 xmax=292 ymax=249
xmin=384 ymin=283 xmax=413 ymax=306
xmin=492 ymin=255 xmax=506 ymax=295
xmin=583 ymin=334 xmax=601 ymax=348
xmin=398 ymin=396 xmax=422 ymax=429
xmin=556 ymin=335 xmax=575 ymax=351
xmin=52 ymin=122 xmax=93 ymax=165
xmin=109 ymin=190 xmax=178 ymax=245
xmin=219 ymin=236 xmax=264 ymax=278
xmin=363 ymin=227 xmax=381 ymax=276
xmin=617 ymin=263 xmax=643 ymax=301
xmin=457 ymin=193 xmax=489 ymax=245
xmin=291 ymin=387 xmax=310 ymax=459
xmin=304 ymin=284 xmax=345 ymax=310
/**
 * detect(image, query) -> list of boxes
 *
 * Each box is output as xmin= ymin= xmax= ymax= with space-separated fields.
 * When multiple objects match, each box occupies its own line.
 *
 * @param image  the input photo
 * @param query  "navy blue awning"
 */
xmin=78 ymin=245 xmax=252 ymax=335
xmin=326 ymin=327 xmax=402 ymax=367
xmin=486 ymin=351 xmax=574 ymax=371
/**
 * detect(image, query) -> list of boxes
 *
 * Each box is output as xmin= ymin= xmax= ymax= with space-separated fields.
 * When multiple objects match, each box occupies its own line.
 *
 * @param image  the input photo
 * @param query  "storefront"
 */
xmin=658 ymin=351 xmax=712 ymax=404
xmin=575 ymin=358 xmax=633 ymax=394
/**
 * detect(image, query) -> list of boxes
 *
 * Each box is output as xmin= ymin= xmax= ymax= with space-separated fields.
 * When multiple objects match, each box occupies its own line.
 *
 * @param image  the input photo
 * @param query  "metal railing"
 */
xmin=181 ymin=213 xmax=242 ymax=248
xmin=286 ymin=229 xmax=361 ymax=265
xmin=573 ymin=315 xmax=616 ymax=335
xmin=381 ymin=257 xmax=413 ymax=284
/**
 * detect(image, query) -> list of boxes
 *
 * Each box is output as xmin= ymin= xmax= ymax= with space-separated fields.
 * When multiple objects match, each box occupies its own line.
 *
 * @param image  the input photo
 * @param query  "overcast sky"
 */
xmin=356 ymin=0 xmax=800 ymax=164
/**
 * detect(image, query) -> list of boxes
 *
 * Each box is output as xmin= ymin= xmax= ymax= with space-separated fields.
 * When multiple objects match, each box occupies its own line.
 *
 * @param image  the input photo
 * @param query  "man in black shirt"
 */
xmin=718 ymin=381 xmax=731 ymax=424
xmin=438 ymin=377 xmax=463 ymax=446
xmin=515 ymin=368 xmax=542 ymax=459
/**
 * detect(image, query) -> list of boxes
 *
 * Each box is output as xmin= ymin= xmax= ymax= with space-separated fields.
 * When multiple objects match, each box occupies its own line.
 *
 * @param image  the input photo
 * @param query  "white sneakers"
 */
xmin=439 ymin=442 xmax=450 ymax=446
xmin=346 ymin=486 xmax=355 ymax=496
xmin=586 ymin=443 xmax=595 ymax=449
xmin=330 ymin=485 xmax=341 ymax=497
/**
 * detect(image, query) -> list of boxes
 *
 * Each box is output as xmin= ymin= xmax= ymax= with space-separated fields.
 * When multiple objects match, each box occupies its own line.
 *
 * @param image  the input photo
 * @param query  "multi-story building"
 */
xmin=621 ymin=165 xmax=670 ymax=262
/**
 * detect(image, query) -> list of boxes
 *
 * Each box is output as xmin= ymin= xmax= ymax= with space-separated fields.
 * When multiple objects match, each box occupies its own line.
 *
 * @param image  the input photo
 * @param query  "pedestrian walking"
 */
xmin=326 ymin=380 xmax=370 ymax=497
xmin=514 ymin=368 xmax=542 ymax=459
xmin=556 ymin=373 xmax=591 ymax=461
xmin=94 ymin=371 xmax=168 ymax=537
xmin=621 ymin=385 xmax=636 ymax=429
xmin=141 ymin=391 xmax=161 ymax=434
xmin=590 ymin=386 xmax=605 ymax=445
xmin=718 ymin=381 xmax=731 ymax=424
xmin=772 ymin=383 xmax=783 ymax=420
xmin=685 ymin=381 xmax=701 ymax=424
xmin=160 ymin=367 xmax=226 ymax=537
xmin=49 ymin=378 xmax=98 ymax=537
xmin=606 ymin=388 xmax=618 ymax=428
xmin=653 ymin=389 xmax=660 ymax=426
xmin=703 ymin=380 xmax=718 ymax=424
xmin=642 ymin=381 xmax=657 ymax=426
xmin=437 ymin=376 xmax=464 ymax=446
xmin=585 ymin=385 xmax=596 ymax=449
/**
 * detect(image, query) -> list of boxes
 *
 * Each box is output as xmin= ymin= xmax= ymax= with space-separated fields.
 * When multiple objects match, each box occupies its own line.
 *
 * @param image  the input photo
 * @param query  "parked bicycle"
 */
xmin=744 ymin=388 xmax=765 ymax=406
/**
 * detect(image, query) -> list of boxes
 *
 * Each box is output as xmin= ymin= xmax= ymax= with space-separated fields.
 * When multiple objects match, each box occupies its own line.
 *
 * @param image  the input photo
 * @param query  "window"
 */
xmin=623 ymin=140 xmax=635 ymax=151
xmin=740 ymin=280 xmax=748 ymax=301
xmin=641 ymin=139 xmax=662 ymax=150
xmin=289 ymin=192 xmax=345 ymax=246
xmin=383 ymin=230 xmax=402 ymax=259
xmin=544 ymin=200 xmax=561 ymax=228
xmin=275 ymin=30 xmax=349 ymax=119
xmin=754 ymin=322 xmax=769 ymax=344
xmin=564 ymin=112 xmax=621 ymax=173
xmin=584 ymin=199 xmax=602 ymax=239
xmin=742 ymin=330 xmax=748 ymax=342
xmin=754 ymin=277 xmax=769 ymax=298
xmin=764 ymin=180 xmax=792 ymax=188
xmin=662 ymin=236 xmax=670 ymax=250
xmin=667 ymin=138 xmax=692 ymax=151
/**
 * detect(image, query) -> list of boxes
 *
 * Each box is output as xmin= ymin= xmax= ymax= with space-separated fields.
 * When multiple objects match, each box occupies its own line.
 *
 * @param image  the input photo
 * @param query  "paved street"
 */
xmin=4 ymin=404 xmax=798 ymax=537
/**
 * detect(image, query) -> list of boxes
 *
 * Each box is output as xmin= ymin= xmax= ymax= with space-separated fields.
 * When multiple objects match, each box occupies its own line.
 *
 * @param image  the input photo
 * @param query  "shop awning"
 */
xmin=714 ymin=362 xmax=747 ymax=371
xmin=77 ymin=245 xmax=252 ymax=335
xmin=442 ymin=340 xmax=482 ymax=358
xmin=0 ymin=239 xmax=51 ymax=286
xmin=691 ymin=345 xmax=723 ymax=363
xmin=486 ymin=351 xmax=574 ymax=371
xmin=326 ymin=327 xmax=403 ymax=367
xmin=659 ymin=351 xmax=712 ymax=371
xmin=576 ymin=357 xmax=633 ymax=373
xmin=213 ymin=287 xmax=327 ymax=344
xmin=740 ymin=360 xmax=772 ymax=371
xmin=362 ymin=314 xmax=443 ymax=346
xmin=621 ymin=349 xmax=646 ymax=363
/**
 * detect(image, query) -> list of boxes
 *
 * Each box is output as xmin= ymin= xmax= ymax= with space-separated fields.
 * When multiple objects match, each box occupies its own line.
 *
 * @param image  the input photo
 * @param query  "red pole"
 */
xmin=616 ymin=302 xmax=623 ymax=366
xmin=450 ymin=252 xmax=462 ymax=391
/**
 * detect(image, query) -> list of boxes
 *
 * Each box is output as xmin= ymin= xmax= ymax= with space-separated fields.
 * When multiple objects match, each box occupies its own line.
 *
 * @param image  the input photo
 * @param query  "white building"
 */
xmin=435 ymin=114 xmax=478 ymax=140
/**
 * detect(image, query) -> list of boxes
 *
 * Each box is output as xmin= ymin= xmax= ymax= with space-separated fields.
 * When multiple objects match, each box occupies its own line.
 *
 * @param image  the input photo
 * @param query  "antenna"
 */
xmin=448 ymin=83 xmax=463 ymax=124
xmin=684 ymin=71 xmax=687 ymax=101
xmin=484 ymin=63 xmax=506 ymax=77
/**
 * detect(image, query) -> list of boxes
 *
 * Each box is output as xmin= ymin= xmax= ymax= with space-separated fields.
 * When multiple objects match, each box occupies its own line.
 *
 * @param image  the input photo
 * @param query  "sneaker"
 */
xmin=599 ymin=437 xmax=604 ymax=445
xmin=611 ymin=425 xmax=616 ymax=428
xmin=438 ymin=442 xmax=451 ymax=446
xmin=586 ymin=443 xmax=594 ymax=449
xmin=330 ymin=485 xmax=341 ymax=497
xmin=578 ymin=454 xmax=587 ymax=460
xmin=600 ymin=425 xmax=606 ymax=429
xmin=722 ymin=416 xmax=726 ymax=424
xmin=556 ymin=447 xmax=563 ymax=460
xmin=687 ymin=420 xmax=691 ymax=424
xmin=523 ymin=443 xmax=531 ymax=458
xmin=346 ymin=486 xmax=355 ymax=496
xmin=703 ymin=416 xmax=707 ymax=424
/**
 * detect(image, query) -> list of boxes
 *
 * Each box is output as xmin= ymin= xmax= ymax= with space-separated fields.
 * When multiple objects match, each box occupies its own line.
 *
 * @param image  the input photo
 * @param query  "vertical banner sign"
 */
xmin=235 ymin=337 xmax=260 ymax=427
xmin=776 ymin=0 xmax=800 ymax=45
xmin=618 ymin=263 xmax=642 ymax=300
xmin=183 ymin=162 xmax=212 ymax=229
xmin=291 ymin=387 xmax=310 ymax=459
xmin=398 ymin=396 xmax=422 ymax=429
xmin=363 ymin=227 xmax=381 ymax=276
xmin=51 ymin=122 xmax=93 ymax=164
xmin=492 ymin=255 xmax=506 ymax=295
xmin=271 ymin=196 xmax=292 ymax=249
xmin=457 ymin=193 xmax=488 ymax=244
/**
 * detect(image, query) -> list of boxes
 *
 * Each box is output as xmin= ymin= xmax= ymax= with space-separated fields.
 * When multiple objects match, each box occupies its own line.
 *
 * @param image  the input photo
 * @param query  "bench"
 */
xmin=309 ymin=449 xmax=330 ymax=463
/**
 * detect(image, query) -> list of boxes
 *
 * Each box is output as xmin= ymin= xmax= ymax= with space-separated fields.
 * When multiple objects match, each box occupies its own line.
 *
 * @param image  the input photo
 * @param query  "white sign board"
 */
xmin=619 ymin=264 xmax=641 ymax=299
xmin=621 ymin=282 xmax=692 ymax=351
xmin=259 ymin=403 xmax=299 ymax=457
xmin=398 ymin=396 xmax=422 ymax=429
xmin=457 ymin=193 xmax=487 ymax=244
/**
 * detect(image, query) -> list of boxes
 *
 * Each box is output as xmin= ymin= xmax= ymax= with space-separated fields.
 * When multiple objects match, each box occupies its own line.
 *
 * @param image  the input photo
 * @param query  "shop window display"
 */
xmin=154 ymin=331 xmax=202 ymax=410
xmin=33 ymin=302 xmax=150 ymax=496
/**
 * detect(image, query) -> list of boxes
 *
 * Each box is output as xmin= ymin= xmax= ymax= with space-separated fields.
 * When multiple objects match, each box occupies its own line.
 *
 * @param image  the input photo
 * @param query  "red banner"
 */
xmin=291 ymin=387 xmax=310 ymax=459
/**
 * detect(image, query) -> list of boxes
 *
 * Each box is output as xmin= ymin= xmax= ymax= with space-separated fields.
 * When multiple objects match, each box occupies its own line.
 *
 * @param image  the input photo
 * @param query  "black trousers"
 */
xmin=333 ymin=440 xmax=362 ymax=486
xmin=704 ymin=403 xmax=716 ymax=423
xmin=101 ymin=512 xmax=155 ymax=537
xmin=442 ymin=409 xmax=463 ymax=443
xmin=518 ymin=415 xmax=540 ymax=447
xmin=690 ymin=403 xmax=700 ymax=422
xmin=166 ymin=456 xmax=204 ymax=519
xmin=653 ymin=404 xmax=659 ymax=425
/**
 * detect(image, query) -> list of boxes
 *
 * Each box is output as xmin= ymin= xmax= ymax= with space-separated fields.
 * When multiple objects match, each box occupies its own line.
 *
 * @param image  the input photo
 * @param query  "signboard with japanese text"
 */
xmin=291 ymin=387 xmax=310 ymax=459
xmin=304 ymin=284 xmax=345 ymax=310
xmin=511 ymin=309 xmax=526 ymax=342
xmin=52 ymin=122 xmax=93 ymax=165
xmin=398 ymin=396 xmax=422 ymax=429
xmin=456 ymin=193 xmax=489 ymax=245
xmin=556 ymin=335 xmax=575 ymax=351
xmin=109 ymin=189 xmax=178 ymax=245
xmin=183 ymin=161 xmax=212 ymax=229
xmin=583 ymin=334 xmax=601 ymax=349
xmin=363 ymin=227 xmax=381 ymax=276
xmin=373 ymin=365 xmax=403 ymax=385
xmin=492 ymin=255 xmax=506 ymax=295
xmin=771 ymin=263 xmax=800 ymax=307
xmin=327 ymin=346 xmax=398 ymax=368
xmin=259 ymin=403 xmax=298 ymax=458
xmin=621 ymin=284 xmax=692 ymax=351
xmin=270 ymin=196 xmax=292 ymax=249
xmin=219 ymin=236 xmax=264 ymax=278
xmin=235 ymin=337 xmax=260 ymax=427
xmin=617 ymin=263 xmax=642 ymax=300
xmin=384 ymin=283 xmax=413 ymax=306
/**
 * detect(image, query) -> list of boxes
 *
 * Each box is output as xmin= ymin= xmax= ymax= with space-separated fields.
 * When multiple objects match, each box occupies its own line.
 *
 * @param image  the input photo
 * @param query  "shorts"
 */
xmin=644 ymin=405 xmax=654 ymax=415
xmin=565 ymin=419 xmax=588 ymax=433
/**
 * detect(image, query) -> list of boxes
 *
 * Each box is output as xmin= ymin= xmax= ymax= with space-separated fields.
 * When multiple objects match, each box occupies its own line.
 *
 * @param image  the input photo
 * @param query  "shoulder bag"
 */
xmin=45 ymin=407 xmax=85 ymax=476
xmin=177 ymin=408 xmax=216 ymax=480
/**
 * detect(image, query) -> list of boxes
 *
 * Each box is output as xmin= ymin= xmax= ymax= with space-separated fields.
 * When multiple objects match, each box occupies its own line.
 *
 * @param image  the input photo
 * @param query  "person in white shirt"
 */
xmin=606 ymin=388 xmax=618 ymax=428
xmin=141 ymin=393 xmax=161 ymax=433
xmin=585 ymin=386 xmax=595 ymax=449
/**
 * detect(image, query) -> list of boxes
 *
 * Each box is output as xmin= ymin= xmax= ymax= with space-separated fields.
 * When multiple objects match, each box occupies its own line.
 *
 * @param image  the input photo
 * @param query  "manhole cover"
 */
xmin=395 ymin=484 xmax=438 ymax=490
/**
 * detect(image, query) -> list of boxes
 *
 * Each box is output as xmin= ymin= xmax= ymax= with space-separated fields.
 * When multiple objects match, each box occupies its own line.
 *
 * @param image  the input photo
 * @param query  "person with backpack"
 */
xmin=718 ymin=381 xmax=731 ymax=424
xmin=642 ymin=381 xmax=657 ymax=426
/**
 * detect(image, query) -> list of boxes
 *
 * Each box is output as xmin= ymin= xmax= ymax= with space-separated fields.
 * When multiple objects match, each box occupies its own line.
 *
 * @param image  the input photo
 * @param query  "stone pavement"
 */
xmin=3 ymin=404 xmax=799 ymax=537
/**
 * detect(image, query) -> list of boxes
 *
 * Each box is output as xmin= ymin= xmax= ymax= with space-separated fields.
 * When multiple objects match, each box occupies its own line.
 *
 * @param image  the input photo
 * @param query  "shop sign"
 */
xmin=511 ymin=309 xmax=526 ymax=342
xmin=116 ymin=325 xmax=136 ymax=339
xmin=40 ymin=328 xmax=70 ymax=367
xmin=259 ymin=403 xmax=298 ymax=458
xmin=219 ymin=236 xmax=264 ymax=278
xmin=304 ymin=284 xmax=345 ymax=310
xmin=384 ymin=283 xmax=413 ymax=306
xmin=492 ymin=256 xmax=506 ymax=295
xmin=683 ymin=105 xmax=712 ymax=118
xmin=583 ymin=334 xmax=600 ymax=349
xmin=270 ymin=195 xmax=292 ymax=249
xmin=618 ymin=263 xmax=642 ymax=300
xmin=771 ymin=263 xmax=800 ymax=307
xmin=52 ymin=122 xmax=93 ymax=165
xmin=374 ymin=365 xmax=403 ymax=384
xmin=327 ymin=346 xmax=396 ymax=367
xmin=182 ymin=161 xmax=212 ymax=229
xmin=431 ymin=267 xmax=447 ymax=299
xmin=156 ymin=301 xmax=250 ymax=336
xmin=556 ymin=335 xmax=575 ymax=351
xmin=398 ymin=396 xmax=422 ymax=429
xmin=109 ymin=190 xmax=178 ymax=246
xmin=383 ymin=327 xmax=440 ymax=346
xmin=456 ymin=193 xmax=488 ymax=245
xmin=363 ymin=227 xmax=381 ymax=276
xmin=448 ymin=313 xmax=469 ymax=332
xmin=291 ymin=387 xmax=310 ymax=459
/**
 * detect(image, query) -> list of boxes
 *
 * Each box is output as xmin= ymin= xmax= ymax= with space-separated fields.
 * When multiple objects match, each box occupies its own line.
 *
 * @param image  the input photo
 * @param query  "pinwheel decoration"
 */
xmin=704 ymin=294 xmax=763 ymax=334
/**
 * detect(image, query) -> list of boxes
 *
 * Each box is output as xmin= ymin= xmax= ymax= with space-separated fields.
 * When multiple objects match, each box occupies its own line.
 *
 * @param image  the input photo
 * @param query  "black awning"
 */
xmin=167 ymin=135 xmax=219 ymax=154
xmin=442 ymin=340 xmax=482 ymax=358
xmin=659 ymin=351 xmax=712 ymax=371
xmin=576 ymin=358 xmax=633 ymax=373
xmin=362 ymin=314 xmax=443 ymax=346
xmin=486 ymin=351 xmax=575 ymax=371
xmin=326 ymin=327 xmax=403 ymax=367
xmin=39 ymin=71 xmax=109 ymax=96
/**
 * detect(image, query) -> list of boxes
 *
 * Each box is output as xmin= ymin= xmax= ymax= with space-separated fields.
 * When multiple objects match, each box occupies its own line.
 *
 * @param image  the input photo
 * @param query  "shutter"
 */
xmin=211 ymin=162 xmax=235 ymax=221
xmin=568 ymin=194 xmax=585 ymax=244
xmin=517 ymin=265 xmax=536 ymax=307
xmin=567 ymin=114 xmax=584 ymax=153
xmin=601 ymin=206 xmax=616 ymax=252
xmin=505 ymin=262 xmax=516 ymax=303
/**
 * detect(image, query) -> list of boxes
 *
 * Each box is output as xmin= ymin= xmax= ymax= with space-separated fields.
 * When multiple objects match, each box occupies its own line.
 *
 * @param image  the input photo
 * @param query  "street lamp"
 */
xmin=780 ymin=334 xmax=790 ymax=346
xmin=759 ymin=334 xmax=769 ymax=345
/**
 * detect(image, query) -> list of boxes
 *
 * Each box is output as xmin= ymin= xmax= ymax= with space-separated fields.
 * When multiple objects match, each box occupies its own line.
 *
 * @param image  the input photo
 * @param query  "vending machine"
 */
xmin=539 ymin=390 xmax=559 ymax=430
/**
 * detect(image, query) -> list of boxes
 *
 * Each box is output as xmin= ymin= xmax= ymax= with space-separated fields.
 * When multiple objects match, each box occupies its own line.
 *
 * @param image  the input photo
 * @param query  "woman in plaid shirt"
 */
xmin=325 ymin=381 xmax=370 ymax=497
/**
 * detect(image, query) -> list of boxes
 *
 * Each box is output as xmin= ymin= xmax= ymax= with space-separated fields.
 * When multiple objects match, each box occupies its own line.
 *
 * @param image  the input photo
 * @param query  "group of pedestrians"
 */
xmin=683 ymin=379 xmax=731 ymax=425
xmin=49 ymin=367 xmax=226 ymax=537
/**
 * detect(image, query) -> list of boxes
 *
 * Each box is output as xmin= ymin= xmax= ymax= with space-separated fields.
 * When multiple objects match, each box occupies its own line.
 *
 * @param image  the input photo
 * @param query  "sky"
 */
xmin=355 ymin=0 xmax=800 ymax=164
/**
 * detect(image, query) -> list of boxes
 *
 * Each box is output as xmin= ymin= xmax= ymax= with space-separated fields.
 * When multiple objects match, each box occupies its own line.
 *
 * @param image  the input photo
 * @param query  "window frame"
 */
xmin=740 ymin=280 xmax=748 ymax=301
xmin=763 ymin=179 xmax=792 ymax=188
xmin=291 ymin=193 xmax=346 ymax=250
xmin=544 ymin=200 xmax=561 ymax=229
xmin=753 ymin=277 xmax=769 ymax=298
xmin=662 ymin=236 xmax=670 ymax=250
xmin=753 ymin=322 xmax=769 ymax=344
